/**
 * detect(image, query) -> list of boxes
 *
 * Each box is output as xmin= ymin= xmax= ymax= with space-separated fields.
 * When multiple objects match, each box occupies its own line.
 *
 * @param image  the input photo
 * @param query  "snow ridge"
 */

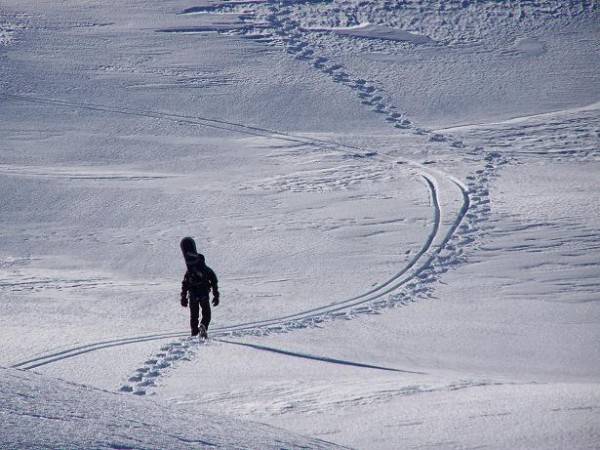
xmin=1 ymin=367 xmax=347 ymax=449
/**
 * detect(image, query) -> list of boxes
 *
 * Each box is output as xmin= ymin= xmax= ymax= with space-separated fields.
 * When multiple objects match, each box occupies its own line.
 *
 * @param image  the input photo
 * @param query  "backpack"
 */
xmin=188 ymin=264 xmax=209 ymax=288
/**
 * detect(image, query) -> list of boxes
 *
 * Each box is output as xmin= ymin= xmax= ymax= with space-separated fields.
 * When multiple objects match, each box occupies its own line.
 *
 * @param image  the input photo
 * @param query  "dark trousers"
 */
xmin=189 ymin=291 xmax=211 ymax=335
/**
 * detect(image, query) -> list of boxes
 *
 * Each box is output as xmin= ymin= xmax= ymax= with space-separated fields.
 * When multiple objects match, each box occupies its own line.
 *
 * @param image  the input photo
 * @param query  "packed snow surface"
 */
xmin=1 ymin=0 xmax=599 ymax=448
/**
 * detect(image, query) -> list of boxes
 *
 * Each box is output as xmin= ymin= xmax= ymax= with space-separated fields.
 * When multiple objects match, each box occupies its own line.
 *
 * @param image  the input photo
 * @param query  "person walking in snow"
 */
xmin=180 ymin=251 xmax=219 ymax=338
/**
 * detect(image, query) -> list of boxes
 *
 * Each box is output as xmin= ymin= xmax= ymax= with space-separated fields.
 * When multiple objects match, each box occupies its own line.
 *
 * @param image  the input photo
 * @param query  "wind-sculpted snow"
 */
xmin=176 ymin=0 xmax=597 ymax=47
xmin=173 ymin=0 xmax=599 ymax=129
xmin=0 ymin=24 xmax=15 ymax=45
xmin=0 ymin=11 xmax=29 ymax=46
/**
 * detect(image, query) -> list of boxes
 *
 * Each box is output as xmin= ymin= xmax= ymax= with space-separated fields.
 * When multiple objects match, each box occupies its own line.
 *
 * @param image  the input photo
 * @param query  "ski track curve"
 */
xmin=11 ymin=165 xmax=473 ymax=395
xmin=7 ymin=0 xmax=508 ymax=395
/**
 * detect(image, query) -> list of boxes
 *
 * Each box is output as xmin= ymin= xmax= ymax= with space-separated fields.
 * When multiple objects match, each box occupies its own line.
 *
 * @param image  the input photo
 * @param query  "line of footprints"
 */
xmin=120 ymin=339 xmax=201 ymax=395
xmin=240 ymin=3 xmax=464 ymax=148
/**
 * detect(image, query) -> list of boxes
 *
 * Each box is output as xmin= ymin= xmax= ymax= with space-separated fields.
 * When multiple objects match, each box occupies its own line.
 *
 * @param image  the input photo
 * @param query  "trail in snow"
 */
xmin=11 ymin=168 xmax=464 ymax=372
xmin=5 ymin=0 xmax=520 ymax=398
xmin=3 ymin=1 xmax=598 ymax=448
xmin=7 ymin=0 xmax=508 ymax=395
xmin=118 ymin=0 xmax=508 ymax=394
xmin=9 ymin=131 xmax=482 ymax=393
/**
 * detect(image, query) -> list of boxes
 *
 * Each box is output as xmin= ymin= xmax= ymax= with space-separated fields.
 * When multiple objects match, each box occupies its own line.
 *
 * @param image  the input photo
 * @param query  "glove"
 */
xmin=212 ymin=291 xmax=220 ymax=307
xmin=180 ymin=294 xmax=188 ymax=308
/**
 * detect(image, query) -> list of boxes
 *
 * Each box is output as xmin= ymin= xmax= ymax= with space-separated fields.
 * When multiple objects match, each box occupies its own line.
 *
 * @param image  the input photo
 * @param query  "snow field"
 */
xmin=1 ymin=0 xmax=599 ymax=448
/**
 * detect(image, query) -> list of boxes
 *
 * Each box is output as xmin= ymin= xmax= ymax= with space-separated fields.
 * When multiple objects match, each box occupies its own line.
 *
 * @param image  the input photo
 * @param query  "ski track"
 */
xmin=11 ymin=170 xmax=465 ymax=377
xmin=8 ymin=0 xmax=510 ymax=395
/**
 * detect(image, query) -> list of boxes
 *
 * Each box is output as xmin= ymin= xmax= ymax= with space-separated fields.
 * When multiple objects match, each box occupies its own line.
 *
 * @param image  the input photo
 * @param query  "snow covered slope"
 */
xmin=1 ymin=0 xmax=599 ymax=448
xmin=0 ymin=367 xmax=346 ymax=449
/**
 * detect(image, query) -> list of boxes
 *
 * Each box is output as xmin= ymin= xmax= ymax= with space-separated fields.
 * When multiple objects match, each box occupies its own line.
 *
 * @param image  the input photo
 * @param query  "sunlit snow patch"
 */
xmin=321 ymin=23 xmax=433 ymax=45
xmin=501 ymin=37 xmax=547 ymax=57
xmin=180 ymin=1 xmax=263 ymax=15
xmin=513 ymin=37 xmax=546 ymax=56
xmin=158 ymin=13 xmax=253 ymax=34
